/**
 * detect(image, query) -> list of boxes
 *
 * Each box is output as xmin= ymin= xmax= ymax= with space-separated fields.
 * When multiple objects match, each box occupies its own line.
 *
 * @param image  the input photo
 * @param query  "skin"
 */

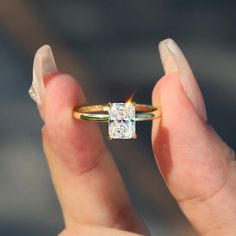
xmin=39 ymin=72 xmax=236 ymax=236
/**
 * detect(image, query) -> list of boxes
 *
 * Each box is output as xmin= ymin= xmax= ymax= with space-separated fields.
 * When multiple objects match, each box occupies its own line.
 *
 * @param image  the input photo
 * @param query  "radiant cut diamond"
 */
xmin=108 ymin=103 xmax=136 ymax=139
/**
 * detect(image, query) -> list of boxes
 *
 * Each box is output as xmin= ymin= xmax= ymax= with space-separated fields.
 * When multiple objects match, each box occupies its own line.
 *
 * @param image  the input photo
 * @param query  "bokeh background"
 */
xmin=0 ymin=1 xmax=236 ymax=235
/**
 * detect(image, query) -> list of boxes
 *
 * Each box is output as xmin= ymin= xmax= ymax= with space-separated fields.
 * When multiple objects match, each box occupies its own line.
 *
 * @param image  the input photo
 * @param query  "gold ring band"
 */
xmin=73 ymin=102 xmax=161 ymax=139
xmin=73 ymin=103 xmax=161 ymax=122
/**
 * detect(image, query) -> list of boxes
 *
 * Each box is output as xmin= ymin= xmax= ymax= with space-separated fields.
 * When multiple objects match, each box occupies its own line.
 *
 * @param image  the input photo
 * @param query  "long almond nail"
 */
xmin=28 ymin=45 xmax=57 ymax=105
xmin=159 ymin=38 xmax=207 ymax=121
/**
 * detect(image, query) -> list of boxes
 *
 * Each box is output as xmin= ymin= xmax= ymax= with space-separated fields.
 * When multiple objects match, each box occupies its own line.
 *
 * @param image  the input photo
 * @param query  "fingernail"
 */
xmin=28 ymin=45 xmax=57 ymax=106
xmin=159 ymin=38 xmax=207 ymax=121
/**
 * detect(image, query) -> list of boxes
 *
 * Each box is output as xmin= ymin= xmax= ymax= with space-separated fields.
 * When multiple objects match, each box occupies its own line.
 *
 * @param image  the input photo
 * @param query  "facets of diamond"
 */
xmin=108 ymin=103 xmax=136 ymax=139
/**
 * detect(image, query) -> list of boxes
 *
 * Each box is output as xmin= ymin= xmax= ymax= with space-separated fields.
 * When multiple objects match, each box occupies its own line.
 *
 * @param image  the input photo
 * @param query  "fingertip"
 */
xmin=151 ymin=72 xmax=233 ymax=200
xmin=41 ymin=73 xmax=105 ymax=174
xmin=151 ymin=72 xmax=209 ymax=181
xmin=43 ymin=71 xmax=62 ymax=86
xmin=38 ymin=73 xmax=85 ymax=122
xmin=43 ymin=74 xmax=85 ymax=120
xmin=152 ymin=72 xmax=205 ymax=130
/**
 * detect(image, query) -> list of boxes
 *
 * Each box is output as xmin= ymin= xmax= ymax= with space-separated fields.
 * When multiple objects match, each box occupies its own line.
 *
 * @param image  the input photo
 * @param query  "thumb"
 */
xmin=152 ymin=39 xmax=236 ymax=236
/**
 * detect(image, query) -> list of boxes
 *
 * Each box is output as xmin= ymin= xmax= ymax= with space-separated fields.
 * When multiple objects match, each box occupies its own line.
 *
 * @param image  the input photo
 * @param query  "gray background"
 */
xmin=0 ymin=1 xmax=235 ymax=235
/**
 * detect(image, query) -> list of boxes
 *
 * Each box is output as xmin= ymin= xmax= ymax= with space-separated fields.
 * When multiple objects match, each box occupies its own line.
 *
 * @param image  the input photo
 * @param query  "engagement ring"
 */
xmin=73 ymin=101 xmax=161 ymax=140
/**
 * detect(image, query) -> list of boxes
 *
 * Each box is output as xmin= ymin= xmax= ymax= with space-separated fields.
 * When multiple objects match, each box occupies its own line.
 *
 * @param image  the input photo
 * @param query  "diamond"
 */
xmin=108 ymin=103 xmax=136 ymax=139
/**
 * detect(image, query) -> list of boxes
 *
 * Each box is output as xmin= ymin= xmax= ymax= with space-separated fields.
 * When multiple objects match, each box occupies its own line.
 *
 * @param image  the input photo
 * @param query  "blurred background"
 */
xmin=0 ymin=1 xmax=235 ymax=235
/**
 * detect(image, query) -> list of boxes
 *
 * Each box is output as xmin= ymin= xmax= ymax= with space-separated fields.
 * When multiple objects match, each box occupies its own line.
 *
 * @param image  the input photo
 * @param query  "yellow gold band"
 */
xmin=73 ymin=103 xmax=161 ymax=122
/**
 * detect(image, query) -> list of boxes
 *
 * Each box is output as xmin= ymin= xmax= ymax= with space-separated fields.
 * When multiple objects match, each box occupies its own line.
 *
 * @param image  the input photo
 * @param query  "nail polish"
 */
xmin=29 ymin=45 xmax=57 ymax=105
xmin=159 ymin=38 xmax=207 ymax=121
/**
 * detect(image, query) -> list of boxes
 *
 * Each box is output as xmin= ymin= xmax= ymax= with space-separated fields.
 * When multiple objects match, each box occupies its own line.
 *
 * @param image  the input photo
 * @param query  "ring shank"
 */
xmin=73 ymin=103 xmax=161 ymax=122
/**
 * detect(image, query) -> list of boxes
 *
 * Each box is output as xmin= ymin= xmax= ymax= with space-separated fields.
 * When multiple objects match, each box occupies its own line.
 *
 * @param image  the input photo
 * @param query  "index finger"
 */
xmin=30 ymin=45 xmax=146 ymax=234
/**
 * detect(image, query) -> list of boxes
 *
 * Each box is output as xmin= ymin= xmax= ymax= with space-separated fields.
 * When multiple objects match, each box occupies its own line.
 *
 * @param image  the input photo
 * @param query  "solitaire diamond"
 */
xmin=108 ymin=103 xmax=136 ymax=139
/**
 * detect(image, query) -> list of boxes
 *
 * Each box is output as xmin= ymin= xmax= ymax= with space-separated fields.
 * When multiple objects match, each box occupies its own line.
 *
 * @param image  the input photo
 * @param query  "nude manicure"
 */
xmin=159 ymin=38 xmax=207 ymax=121
xmin=28 ymin=45 xmax=57 ymax=106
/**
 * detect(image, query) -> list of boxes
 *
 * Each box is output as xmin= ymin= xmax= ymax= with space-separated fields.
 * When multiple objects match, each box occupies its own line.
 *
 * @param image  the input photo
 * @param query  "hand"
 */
xmin=29 ymin=39 xmax=236 ymax=236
